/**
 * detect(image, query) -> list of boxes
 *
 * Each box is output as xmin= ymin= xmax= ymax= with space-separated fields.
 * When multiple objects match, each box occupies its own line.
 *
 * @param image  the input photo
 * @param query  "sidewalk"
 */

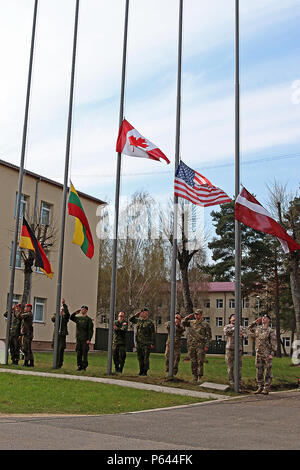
xmin=0 ymin=368 xmax=228 ymax=400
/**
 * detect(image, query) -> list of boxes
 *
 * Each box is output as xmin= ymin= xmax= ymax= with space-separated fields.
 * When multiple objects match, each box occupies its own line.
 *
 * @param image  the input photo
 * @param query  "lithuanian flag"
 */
xmin=68 ymin=182 xmax=94 ymax=259
xmin=19 ymin=217 xmax=54 ymax=279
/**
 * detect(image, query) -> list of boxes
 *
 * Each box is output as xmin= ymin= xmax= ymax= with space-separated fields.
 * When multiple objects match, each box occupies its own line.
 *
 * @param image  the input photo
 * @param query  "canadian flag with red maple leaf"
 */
xmin=116 ymin=119 xmax=170 ymax=164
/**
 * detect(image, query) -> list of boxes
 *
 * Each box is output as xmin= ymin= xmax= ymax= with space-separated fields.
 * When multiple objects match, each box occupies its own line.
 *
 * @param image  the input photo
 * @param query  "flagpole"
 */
xmin=107 ymin=0 xmax=130 ymax=375
xmin=5 ymin=0 xmax=39 ymax=365
xmin=234 ymin=0 xmax=241 ymax=393
xmin=52 ymin=0 xmax=80 ymax=368
xmin=169 ymin=0 xmax=183 ymax=377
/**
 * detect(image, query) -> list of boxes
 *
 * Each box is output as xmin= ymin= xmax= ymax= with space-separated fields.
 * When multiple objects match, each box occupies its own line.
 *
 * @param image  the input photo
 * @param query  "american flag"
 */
xmin=174 ymin=161 xmax=231 ymax=207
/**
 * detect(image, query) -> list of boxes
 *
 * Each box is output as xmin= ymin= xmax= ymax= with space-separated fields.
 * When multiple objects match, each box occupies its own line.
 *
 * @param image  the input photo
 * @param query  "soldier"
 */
xmin=113 ymin=311 xmax=128 ymax=373
xmin=164 ymin=313 xmax=185 ymax=375
xmin=51 ymin=298 xmax=70 ymax=368
xmin=3 ymin=303 xmax=22 ymax=365
xmin=19 ymin=304 xmax=34 ymax=367
xmin=70 ymin=305 xmax=94 ymax=371
xmin=182 ymin=309 xmax=212 ymax=383
xmin=129 ymin=307 xmax=155 ymax=376
xmin=248 ymin=313 xmax=277 ymax=395
xmin=223 ymin=313 xmax=246 ymax=388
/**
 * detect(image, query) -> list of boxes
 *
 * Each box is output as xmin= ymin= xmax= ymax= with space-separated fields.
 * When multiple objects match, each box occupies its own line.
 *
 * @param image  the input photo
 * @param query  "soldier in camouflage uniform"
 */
xmin=51 ymin=298 xmax=70 ymax=368
xmin=3 ymin=303 xmax=22 ymax=365
xmin=19 ymin=304 xmax=34 ymax=367
xmin=113 ymin=311 xmax=128 ymax=373
xmin=248 ymin=313 xmax=277 ymax=395
xmin=182 ymin=309 xmax=212 ymax=383
xmin=223 ymin=313 xmax=246 ymax=388
xmin=164 ymin=313 xmax=185 ymax=375
xmin=129 ymin=308 xmax=155 ymax=376
xmin=70 ymin=305 xmax=94 ymax=371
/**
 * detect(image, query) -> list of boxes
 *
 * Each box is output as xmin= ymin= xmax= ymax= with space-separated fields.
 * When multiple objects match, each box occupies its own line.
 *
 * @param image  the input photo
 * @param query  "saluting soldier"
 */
xmin=164 ymin=313 xmax=185 ymax=375
xmin=51 ymin=298 xmax=70 ymax=368
xmin=70 ymin=305 xmax=94 ymax=371
xmin=182 ymin=309 xmax=212 ymax=383
xmin=223 ymin=313 xmax=246 ymax=388
xmin=129 ymin=308 xmax=155 ymax=376
xmin=19 ymin=303 xmax=34 ymax=367
xmin=113 ymin=311 xmax=128 ymax=373
xmin=248 ymin=313 xmax=277 ymax=395
xmin=3 ymin=303 xmax=22 ymax=365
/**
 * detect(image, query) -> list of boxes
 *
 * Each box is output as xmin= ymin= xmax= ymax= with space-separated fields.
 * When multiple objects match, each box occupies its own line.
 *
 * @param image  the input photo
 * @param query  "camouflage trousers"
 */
xmin=256 ymin=355 xmax=273 ymax=389
xmin=165 ymin=344 xmax=181 ymax=375
xmin=189 ymin=345 xmax=206 ymax=378
xmin=9 ymin=335 xmax=20 ymax=363
xmin=137 ymin=344 xmax=151 ymax=373
xmin=76 ymin=339 xmax=89 ymax=369
xmin=22 ymin=335 xmax=34 ymax=362
xmin=225 ymin=348 xmax=242 ymax=384
xmin=113 ymin=344 xmax=126 ymax=372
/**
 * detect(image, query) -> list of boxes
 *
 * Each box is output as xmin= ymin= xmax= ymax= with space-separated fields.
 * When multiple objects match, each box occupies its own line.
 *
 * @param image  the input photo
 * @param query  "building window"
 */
xmin=40 ymin=202 xmax=51 ymax=226
xmin=283 ymin=337 xmax=291 ymax=348
xmin=204 ymin=299 xmax=210 ymax=308
xmin=242 ymin=298 xmax=250 ymax=309
xmin=216 ymin=299 xmax=223 ymax=309
xmin=33 ymin=297 xmax=45 ymax=322
xmin=14 ymin=193 xmax=27 ymax=219
xmin=242 ymin=317 xmax=249 ymax=327
xmin=243 ymin=337 xmax=249 ymax=347
xmin=156 ymin=316 xmax=162 ymax=325
xmin=10 ymin=243 xmax=22 ymax=269
xmin=101 ymin=315 xmax=107 ymax=323
xmin=203 ymin=317 xmax=210 ymax=324
xmin=216 ymin=317 xmax=223 ymax=327
xmin=229 ymin=299 xmax=235 ymax=309
xmin=6 ymin=294 xmax=21 ymax=310
xmin=215 ymin=335 xmax=222 ymax=342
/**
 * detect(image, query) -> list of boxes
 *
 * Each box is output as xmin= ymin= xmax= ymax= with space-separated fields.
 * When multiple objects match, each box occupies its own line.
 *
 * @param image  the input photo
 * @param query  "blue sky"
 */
xmin=0 ymin=0 xmax=299 ymax=254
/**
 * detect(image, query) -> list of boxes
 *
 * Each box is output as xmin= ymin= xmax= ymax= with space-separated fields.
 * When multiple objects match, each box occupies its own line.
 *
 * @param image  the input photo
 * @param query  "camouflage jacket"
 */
xmin=51 ymin=304 xmax=70 ymax=336
xmin=223 ymin=324 xmax=247 ymax=350
xmin=248 ymin=321 xmax=277 ymax=357
xmin=20 ymin=311 xmax=33 ymax=337
xmin=70 ymin=312 xmax=94 ymax=342
xmin=165 ymin=322 xmax=185 ymax=348
xmin=129 ymin=315 xmax=155 ymax=346
xmin=182 ymin=317 xmax=212 ymax=348
xmin=113 ymin=319 xmax=128 ymax=346
xmin=3 ymin=311 xmax=22 ymax=337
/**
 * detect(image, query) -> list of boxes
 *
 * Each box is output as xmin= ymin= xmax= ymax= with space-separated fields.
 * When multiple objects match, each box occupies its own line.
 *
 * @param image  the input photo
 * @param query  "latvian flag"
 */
xmin=19 ymin=217 xmax=54 ymax=278
xmin=116 ymin=119 xmax=170 ymax=164
xmin=235 ymin=186 xmax=300 ymax=253
xmin=174 ymin=161 xmax=231 ymax=207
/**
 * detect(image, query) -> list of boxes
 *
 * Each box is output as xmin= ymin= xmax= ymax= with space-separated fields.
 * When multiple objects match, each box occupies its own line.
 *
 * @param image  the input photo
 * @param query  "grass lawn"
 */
xmin=1 ymin=350 xmax=299 ymax=394
xmin=0 ymin=373 xmax=206 ymax=415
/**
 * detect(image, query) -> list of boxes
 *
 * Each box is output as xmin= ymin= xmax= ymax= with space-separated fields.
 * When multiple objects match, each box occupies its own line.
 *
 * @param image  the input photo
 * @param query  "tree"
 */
xmin=268 ymin=181 xmax=300 ymax=343
xmin=204 ymin=200 xmax=275 ymax=297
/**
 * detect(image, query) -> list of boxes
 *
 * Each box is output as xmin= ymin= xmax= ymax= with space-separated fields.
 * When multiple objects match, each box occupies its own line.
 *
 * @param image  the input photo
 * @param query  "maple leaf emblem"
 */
xmin=128 ymin=135 xmax=148 ymax=151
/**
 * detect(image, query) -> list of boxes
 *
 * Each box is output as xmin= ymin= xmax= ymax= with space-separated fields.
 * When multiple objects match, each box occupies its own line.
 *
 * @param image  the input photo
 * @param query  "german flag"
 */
xmin=19 ymin=217 xmax=54 ymax=279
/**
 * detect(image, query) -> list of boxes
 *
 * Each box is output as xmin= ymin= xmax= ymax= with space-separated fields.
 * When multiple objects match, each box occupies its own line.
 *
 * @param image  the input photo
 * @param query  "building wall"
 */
xmin=0 ymin=162 xmax=102 ymax=349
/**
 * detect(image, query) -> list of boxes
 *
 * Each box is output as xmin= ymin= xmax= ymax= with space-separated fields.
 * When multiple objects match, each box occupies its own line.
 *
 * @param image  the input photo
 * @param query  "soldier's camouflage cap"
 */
xmin=262 ymin=314 xmax=271 ymax=319
xmin=194 ymin=309 xmax=203 ymax=315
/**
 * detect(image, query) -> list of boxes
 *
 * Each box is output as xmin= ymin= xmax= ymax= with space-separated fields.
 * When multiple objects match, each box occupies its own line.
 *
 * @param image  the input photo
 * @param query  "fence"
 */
xmin=94 ymin=328 xmax=226 ymax=354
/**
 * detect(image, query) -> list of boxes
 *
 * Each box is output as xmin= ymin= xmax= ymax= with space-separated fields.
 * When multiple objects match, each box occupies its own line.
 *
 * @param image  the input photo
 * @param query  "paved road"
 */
xmin=0 ymin=391 xmax=299 ymax=450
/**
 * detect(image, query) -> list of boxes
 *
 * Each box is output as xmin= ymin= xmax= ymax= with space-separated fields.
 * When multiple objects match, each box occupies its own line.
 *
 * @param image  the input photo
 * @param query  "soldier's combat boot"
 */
xmin=24 ymin=360 xmax=29 ymax=367
xmin=29 ymin=360 xmax=34 ymax=367
xmin=261 ymin=387 xmax=269 ymax=395
xmin=254 ymin=386 xmax=263 ymax=394
xmin=139 ymin=368 xmax=144 ymax=376
xmin=193 ymin=375 xmax=198 ymax=382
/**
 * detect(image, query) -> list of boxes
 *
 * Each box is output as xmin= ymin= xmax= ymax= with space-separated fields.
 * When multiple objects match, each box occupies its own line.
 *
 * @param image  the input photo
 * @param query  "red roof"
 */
xmin=187 ymin=282 xmax=235 ymax=293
